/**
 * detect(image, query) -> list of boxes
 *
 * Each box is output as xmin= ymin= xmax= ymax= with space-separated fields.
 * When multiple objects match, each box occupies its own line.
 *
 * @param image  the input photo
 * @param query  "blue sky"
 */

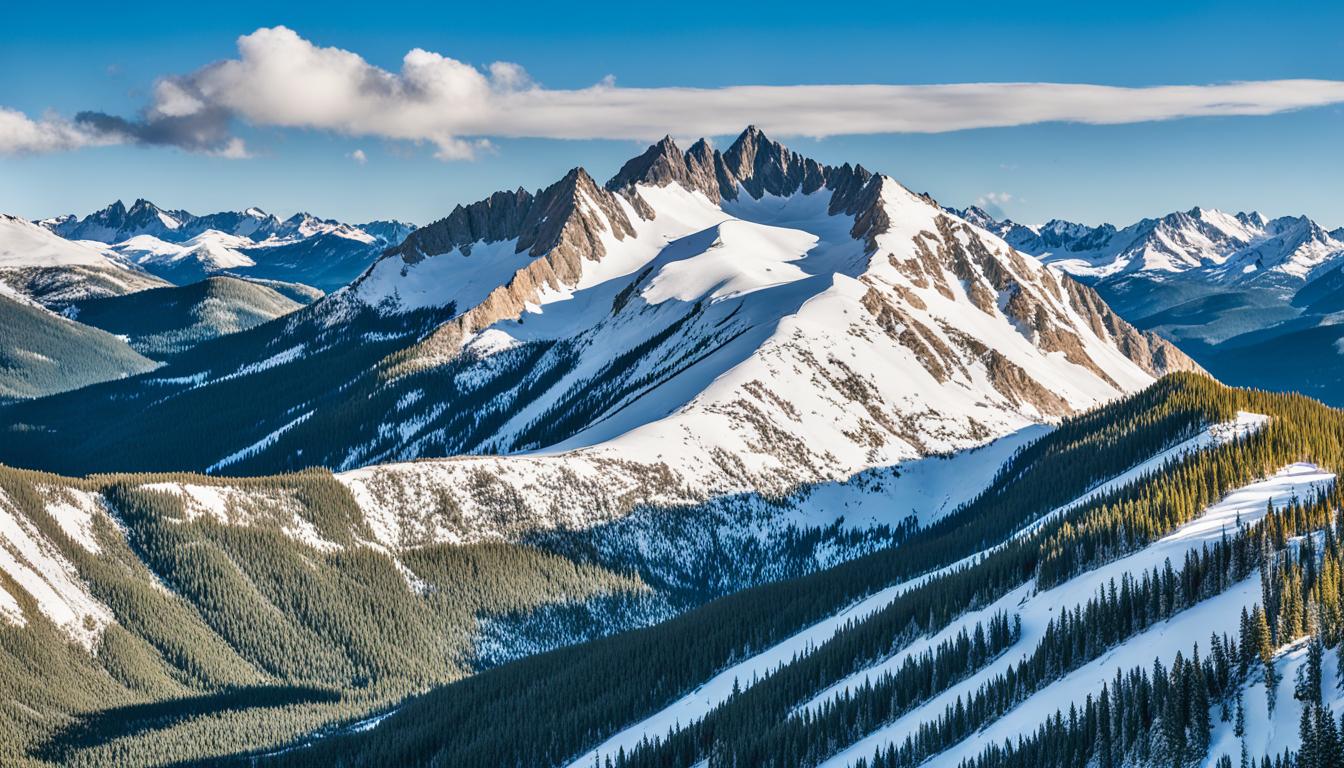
xmin=2 ymin=0 xmax=1341 ymax=228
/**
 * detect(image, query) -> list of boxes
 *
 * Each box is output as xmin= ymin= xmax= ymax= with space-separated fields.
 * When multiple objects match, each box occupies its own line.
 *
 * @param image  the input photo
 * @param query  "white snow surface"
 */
xmin=42 ymin=488 xmax=107 ymax=554
xmin=351 ymin=236 xmax=530 ymax=313
xmin=1204 ymin=640 xmax=1344 ymax=766
xmin=0 ymin=489 xmax=115 ymax=649
xmin=0 ymin=214 xmax=119 ymax=267
xmin=563 ymin=414 xmax=1272 ymax=768
xmin=115 ymin=229 xmax=257 ymax=271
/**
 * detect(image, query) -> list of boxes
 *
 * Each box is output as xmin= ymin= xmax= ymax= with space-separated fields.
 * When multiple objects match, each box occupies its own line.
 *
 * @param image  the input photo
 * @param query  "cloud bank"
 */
xmin=6 ymin=26 xmax=1344 ymax=160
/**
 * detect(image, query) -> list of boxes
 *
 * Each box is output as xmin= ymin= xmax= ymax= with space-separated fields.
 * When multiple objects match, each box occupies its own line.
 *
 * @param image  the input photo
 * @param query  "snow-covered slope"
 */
xmin=819 ymin=460 xmax=1332 ymax=768
xmin=328 ymin=128 xmax=1197 ymax=537
xmin=0 ymin=213 xmax=167 ymax=305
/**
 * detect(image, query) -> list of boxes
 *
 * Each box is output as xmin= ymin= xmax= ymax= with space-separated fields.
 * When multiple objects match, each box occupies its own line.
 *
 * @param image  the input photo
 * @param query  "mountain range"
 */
xmin=0 ymin=128 xmax=1195 ymax=499
xmin=0 ymin=127 xmax=1339 ymax=768
xmin=39 ymin=199 xmax=414 ymax=292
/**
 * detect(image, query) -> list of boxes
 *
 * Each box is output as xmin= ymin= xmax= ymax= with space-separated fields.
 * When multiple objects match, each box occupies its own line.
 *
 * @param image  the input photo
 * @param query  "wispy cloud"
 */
xmin=348 ymin=148 xmax=367 ymax=164
xmin=6 ymin=26 xmax=1344 ymax=160
xmin=974 ymin=192 xmax=1014 ymax=218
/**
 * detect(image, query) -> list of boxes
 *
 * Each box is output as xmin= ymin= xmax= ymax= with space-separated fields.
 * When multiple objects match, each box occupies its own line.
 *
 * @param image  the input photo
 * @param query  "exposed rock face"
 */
xmin=391 ymin=189 xmax=534 ymax=263
xmin=721 ymin=125 xmax=828 ymax=199
xmin=389 ymin=168 xmax=635 ymax=265
xmin=606 ymin=137 xmax=710 ymax=199
xmin=1059 ymin=278 xmax=1203 ymax=378
xmin=858 ymin=203 xmax=1202 ymax=420
xmin=606 ymin=126 xmax=875 ymax=211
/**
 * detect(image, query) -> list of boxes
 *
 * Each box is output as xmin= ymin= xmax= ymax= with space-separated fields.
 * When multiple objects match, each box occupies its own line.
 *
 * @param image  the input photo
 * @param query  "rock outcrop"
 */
xmin=383 ymin=168 xmax=637 ymax=374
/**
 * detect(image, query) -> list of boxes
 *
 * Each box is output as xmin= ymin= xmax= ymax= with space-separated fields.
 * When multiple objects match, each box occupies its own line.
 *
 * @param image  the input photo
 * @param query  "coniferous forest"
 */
xmin=211 ymin=374 xmax=1344 ymax=768
xmin=4 ymin=375 xmax=1344 ymax=767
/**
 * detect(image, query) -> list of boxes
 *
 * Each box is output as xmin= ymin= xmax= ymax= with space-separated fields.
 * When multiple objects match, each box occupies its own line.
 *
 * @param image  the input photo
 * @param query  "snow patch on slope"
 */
xmin=0 ymin=490 xmax=114 ymax=649
xmin=43 ymin=488 xmax=108 ymax=554
xmin=207 ymin=412 xmax=313 ymax=473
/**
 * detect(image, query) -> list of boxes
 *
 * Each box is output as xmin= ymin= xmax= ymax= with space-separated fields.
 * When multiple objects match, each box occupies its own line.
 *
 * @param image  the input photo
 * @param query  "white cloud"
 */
xmin=8 ymin=26 xmax=1344 ymax=160
xmin=211 ymin=137 xmax=251 ymax=159
xmin=977 ymin=192 xmax=1014 ymax=206
xmin=0 ymin=108 xmax=112 ymax=154
xmin=349 ymin=148 xmax=367 ymax=164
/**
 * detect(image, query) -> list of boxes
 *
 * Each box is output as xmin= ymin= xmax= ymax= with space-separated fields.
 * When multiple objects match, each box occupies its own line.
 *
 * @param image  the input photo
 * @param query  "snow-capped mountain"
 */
xmin=44 ymin=198 xmax=194 ymax=243
xmin=0 ymin=128 xmax=1199 ymax=546
xmin=0 ymin=213 xmax=168 ymax=305
xmin=957 ymin=205 xmax=1344 ymax=285
xmin=325 ymin=129 xmax=1197 ymax=518
xmin=41 ymin=200 xmax=415 ymax=291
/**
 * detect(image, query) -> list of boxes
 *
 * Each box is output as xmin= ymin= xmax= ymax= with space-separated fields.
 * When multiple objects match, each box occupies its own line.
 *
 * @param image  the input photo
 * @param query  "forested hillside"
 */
xmin=0 ymin=372 xmax=1244 ymax=766
xmin=0 ymin=294 xmax=157 ymax=402
xmin=0 ymin=466 xmax=647 ymax=767
xmin=68 ymin=276 xmax=315 ymax=355
xmin=242 ymin=374 xmax=1344 ymax=768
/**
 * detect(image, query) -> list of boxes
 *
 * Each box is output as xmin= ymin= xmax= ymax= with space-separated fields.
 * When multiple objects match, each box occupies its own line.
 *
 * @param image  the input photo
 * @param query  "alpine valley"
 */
xmin=2 ymin=128 xmax=1344 ymax=768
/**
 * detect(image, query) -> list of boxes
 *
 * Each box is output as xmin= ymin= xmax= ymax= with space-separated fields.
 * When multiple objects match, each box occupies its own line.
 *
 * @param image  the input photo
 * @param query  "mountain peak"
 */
xmin=607 ymin=137 xmax=699 ymax=195
xmin=557 ymin=166 xmax=597 ymax=189
xmin=722 ymin=126 xmax=829 ymax=200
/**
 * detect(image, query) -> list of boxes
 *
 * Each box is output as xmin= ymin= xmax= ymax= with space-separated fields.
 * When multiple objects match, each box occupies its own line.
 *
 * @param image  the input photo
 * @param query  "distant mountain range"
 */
xmin=956 ymin=204 xmax=1344 ymax=285
xmin=38 ymin=199 xmax=414 ymax=292
xmin=951 ymin=204 xmax=1344 ymax=404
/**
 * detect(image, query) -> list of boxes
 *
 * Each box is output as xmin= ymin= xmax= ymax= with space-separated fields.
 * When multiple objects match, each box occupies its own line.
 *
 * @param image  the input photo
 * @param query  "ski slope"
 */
xmin=818 ymin=461 xmax=1334 ymax=768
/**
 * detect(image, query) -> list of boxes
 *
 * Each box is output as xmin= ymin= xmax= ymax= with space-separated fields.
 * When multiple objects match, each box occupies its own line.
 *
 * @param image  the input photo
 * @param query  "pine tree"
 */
xmin=1235 ymin=692 xmax=1246 ymax=738
xmin=1252 ymin=605 xmax=1278 ymax=714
